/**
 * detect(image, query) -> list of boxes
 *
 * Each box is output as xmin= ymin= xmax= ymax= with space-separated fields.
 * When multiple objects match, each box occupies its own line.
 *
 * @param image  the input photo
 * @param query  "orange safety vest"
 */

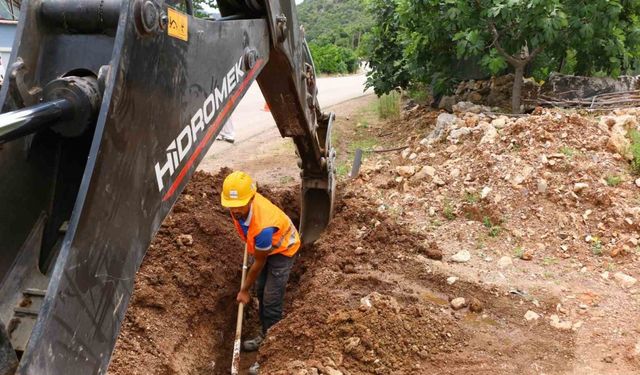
xmin=231 ymin=193 xmax=300 ymax=257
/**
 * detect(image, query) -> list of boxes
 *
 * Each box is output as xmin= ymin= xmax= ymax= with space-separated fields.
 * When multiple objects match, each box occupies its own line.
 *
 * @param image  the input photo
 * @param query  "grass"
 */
xmin=465 ymin=192 xmax=480 ymax=204
xmin=278 ymin=175 xmax=294 ymax=185
xmin=377 ymin=91 xmax=401 ymax=120
xmin=348 ymin=138 xmax=377 ymax=153
xmin=443 ymin=200 xmax=456 ymax=220
xmin=543 ymin=257 xmax=558 ymax=266
xmin=606 ymin=175 xmax=622 ymax=187
xmin=629 ymin=129 xmax=640 ymax=174
xmin=513 ymin=246 xmax=525 ymax=258
xmin=336 ymin=163 xmax=350 ymax=178
xmin=559 ymin=146 xmax=579 ymax=158
xmin=482 ymin=216 xmax=502 ymax=237
xmin=407 ymin=84 xmax=430 ymax=104
xmin=591 ymin=236 xmax=603 ymax=256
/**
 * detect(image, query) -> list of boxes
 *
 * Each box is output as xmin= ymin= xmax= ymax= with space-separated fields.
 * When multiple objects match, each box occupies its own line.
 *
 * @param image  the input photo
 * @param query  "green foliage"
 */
xmin=309 ymin=43 xmax=359 ymax=74
xmin=482 ymin=216 xmax=502 ymax=237
xmin=377 ymin=91 xmax=401 ymax=119
xmin=559 ymin=146 xmax=578 ymax=158
xmin=298 ymin=0 xmax=373 ymax=54
xmin=443 ymin=201 xmax=456 ymax=220
xmin=363 ymin=0 xmax=640 ymax=104
xmin=591 ymin=237 xmax=603 ymax=256
xmin=629 ymin=129 xmax=640 ymax=174
xmin=513 ymin=246 xmax=525 ymax=259
xmin=606 ymin=175 xmax=622 ymax=187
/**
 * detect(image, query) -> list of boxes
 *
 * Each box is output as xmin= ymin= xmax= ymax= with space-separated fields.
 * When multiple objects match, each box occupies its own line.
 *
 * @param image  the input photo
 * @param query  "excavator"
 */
xmin=0 ymin=0 xmax=336 ymax=373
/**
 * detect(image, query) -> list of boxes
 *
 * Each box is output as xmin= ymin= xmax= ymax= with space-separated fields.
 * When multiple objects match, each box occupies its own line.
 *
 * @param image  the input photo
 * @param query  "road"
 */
xmin=197 ymin=73 xmax=371 ymax=172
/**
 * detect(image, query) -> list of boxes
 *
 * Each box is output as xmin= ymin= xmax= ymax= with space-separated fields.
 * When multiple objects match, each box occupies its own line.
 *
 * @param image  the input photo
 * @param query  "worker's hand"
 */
xmin=236 ymin=290 xmax=250 ymax=305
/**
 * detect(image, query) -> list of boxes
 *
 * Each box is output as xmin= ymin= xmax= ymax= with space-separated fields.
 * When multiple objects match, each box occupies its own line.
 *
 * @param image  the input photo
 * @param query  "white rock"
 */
xmin=446 ymin=276 xmax=458 ymax=285
xmin=550 ymin=314 xmax=573 ymax=330
xmin=636 ymin=178 xmax=640 ymax=188
xmin=614 ymin=272 xmax=637 ymax=288
xmin=450 ymin=168 xmax=461 ymax=178
xmin=324 ymin=367 xmax=343 ymax=375
xmin=480 ymin=186 xmax=492 ymax=199
xmin=601 ymin=271 xmax=610 ymax=280
xmin=573 ymin=183 xmax=589 ymax=192
xmin=450 ymin=297 xmax=466 ymax=310
xmin=451 ymin=250 xmax=471 ymax=263
xmin=491 ymin=118 xmax=507 ymax=128
xmin=396 ymin=166 xmax=416 ymax=177
xmin=427 ymin=113 xmax=459 ymax=143
xmin=447 ymin=127 xmax=472 ymax=143
xmin=409 ymin=152 xmax=418 ymax=160
xmin=497 ymin=256 xmax=513 ymax=269
xmin=524 ymin=310 xmax=540 ymax=321
xmin=401 ymin=148 xmax=411 ymax=159
xmin=433 ymin=176 xmax=446 ymax=186
xmin=480 ymin=124 xmax=498 ymax=144
xmin=537 ymin=179 xmax=548 ymax=194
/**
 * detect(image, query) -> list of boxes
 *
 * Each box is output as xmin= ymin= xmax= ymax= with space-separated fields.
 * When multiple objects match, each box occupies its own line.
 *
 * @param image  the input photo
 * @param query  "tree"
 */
xmin=364 ymin=0 xmax=640 ymax=113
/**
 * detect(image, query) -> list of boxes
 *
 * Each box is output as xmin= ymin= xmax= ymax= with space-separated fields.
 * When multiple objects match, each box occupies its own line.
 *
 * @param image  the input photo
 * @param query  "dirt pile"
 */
xmin=108 ymin=170 xmax=298 ymax=375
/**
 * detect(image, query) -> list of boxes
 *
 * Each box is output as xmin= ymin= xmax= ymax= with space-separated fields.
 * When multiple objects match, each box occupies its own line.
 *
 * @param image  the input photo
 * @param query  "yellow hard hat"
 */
xmin=221 ymin=171 xmax=257 ymax=208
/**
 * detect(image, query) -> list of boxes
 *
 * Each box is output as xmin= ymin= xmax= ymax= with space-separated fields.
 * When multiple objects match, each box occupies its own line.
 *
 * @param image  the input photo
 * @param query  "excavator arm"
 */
xmin=0 ymin=1 xmax=335 ymax=374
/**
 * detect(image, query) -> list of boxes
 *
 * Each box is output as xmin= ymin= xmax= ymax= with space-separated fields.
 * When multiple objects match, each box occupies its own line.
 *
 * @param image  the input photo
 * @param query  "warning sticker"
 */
xmin=167 ymin=7 xmax=188 ymax=41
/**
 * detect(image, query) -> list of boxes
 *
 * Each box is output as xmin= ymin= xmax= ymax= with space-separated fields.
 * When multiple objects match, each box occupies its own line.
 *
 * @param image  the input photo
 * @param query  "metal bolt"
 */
xmin=141 ymin=1 xmax=158 ymax=33
xmin=159 ymin=12 xmax=168 ymax=30
xmin=243 ymin=48 xmax=258 ymax=70
xmin=276 ymin=14 xmax=288 ymax=43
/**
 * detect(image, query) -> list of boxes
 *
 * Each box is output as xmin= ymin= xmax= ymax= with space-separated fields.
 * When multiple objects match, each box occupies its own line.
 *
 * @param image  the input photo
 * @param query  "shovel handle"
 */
xmin=231 ymin=243 xmax=249 ymax=375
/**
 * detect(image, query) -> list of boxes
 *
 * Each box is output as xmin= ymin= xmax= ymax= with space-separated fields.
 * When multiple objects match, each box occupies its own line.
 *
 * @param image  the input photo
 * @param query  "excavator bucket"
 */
xmin=0 ymin=0 xmax=334 ymax=374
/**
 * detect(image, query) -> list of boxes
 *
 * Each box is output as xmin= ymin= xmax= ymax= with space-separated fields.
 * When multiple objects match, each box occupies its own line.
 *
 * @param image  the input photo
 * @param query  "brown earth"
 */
xmin=109 ymin=95 xmax=640 ymax=374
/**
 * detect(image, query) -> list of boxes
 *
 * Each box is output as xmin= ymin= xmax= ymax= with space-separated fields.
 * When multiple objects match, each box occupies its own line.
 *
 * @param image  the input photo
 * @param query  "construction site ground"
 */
xmin=109 ymin=94 xmax=640 ymax=374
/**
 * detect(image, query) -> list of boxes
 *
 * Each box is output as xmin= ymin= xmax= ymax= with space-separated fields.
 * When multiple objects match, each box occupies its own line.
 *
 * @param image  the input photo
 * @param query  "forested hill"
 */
xmin=297 ymin=0 xmax=372 ymax=74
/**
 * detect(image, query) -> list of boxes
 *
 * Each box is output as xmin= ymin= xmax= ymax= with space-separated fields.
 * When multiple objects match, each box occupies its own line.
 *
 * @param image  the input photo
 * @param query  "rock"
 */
xmin=636 ymin=178 xmax=640 ymax=188
xmin=451 ymin=250 xmax=471 ymax=263
xmin=438 ymin=96 xmax=456 ymax=112
xmin=603 ymin=115 xmax=637 ymax=160
xmin=433 ymin=176 xmax=446 ymax=186
xmin=401 ymin=148 xmax=411 ymax=159
xmin=409 ymin=153 xmax=418 ymax=160
xmin=521 ymin=249 xmax=534 ymax=261
xmin=614 ymin=272 xmax=637 ymax=288
xmin=427 ymin=113 xmax=458 ymax=143
xmin=450 ymin=297 xmax=467 ymax=310
xmin=419 ymin=241 xmax=443 ymax=260
xmin=573 ymin=183 xmax=589 ymax=192
xmin=491 ymin=118 xmax=507 ymax=128
xmin=480 ymin=186 xmax=492 ymax=199
xmin=452 ymin=101 xmax=490 ymax=114
xmin=344 ymin=337 xmax=361 ymax=352
xmin=450 ymin=168 xmax=461 ymax=178
xmin=324 ymin=367 xmax=343 ymax=375
xmin=524 ymin=311 xmax=540 ymax=321
xmin=550 ymin=314 xmax=573 ymax=330
xmin=396 ymin=166 xmax=416 ymax=177
xmin=497 ymin=256 xmax=513 ymax=269
xmin=479 ymin=124 xmax=498 ymax=144
xmin=601 ymin=271 xmax=610 ymax=280
xmin=414 ymin=165 xmax=436 ymax=181
xmin=354 ymin=247 xmax=366 ymax=255
xmin=447 ymin=127 xmax=473 ymax=143
xmin=537 ymin=179 xmax=548 ymax=194
xmin=446 ymin=276 xmax=459 ymax=285
xmin=176 ymin=234 xmax=194 ymax=246
xmin=468 ymin=298 xmax=483 ymax=313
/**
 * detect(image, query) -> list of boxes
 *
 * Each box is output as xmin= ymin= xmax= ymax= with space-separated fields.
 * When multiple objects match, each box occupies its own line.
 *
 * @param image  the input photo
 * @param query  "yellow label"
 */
xmin=167 ymin=7 xmax=188 ymax=41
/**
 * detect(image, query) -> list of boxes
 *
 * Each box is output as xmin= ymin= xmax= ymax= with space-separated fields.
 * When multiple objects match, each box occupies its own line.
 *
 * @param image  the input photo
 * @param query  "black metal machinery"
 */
xmin=0 ymin=0 xmax=336 ymax=373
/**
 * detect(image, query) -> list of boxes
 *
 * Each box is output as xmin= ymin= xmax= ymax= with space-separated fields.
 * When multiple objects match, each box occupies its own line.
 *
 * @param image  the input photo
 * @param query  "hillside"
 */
xmin=297 ymin=0 xmax=372 ymax=52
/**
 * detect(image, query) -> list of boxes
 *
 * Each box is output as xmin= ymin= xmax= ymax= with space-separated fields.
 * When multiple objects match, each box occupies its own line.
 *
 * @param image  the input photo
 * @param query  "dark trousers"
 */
xmin=255 ymin=253 xmax=295 ymax=334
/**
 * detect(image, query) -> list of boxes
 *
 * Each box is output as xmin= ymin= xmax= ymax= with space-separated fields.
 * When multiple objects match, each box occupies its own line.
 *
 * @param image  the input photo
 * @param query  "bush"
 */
xmin=309 ymin=43 xmax=359 ymax=74
xmin=377 ymin=91 xmax=400 ymax=119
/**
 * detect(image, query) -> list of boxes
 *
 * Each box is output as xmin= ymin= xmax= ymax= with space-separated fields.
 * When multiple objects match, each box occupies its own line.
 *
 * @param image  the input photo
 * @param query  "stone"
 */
xmin=524 ymin=310 xmax=540 ymax=321
xmin=636 ymin=178 xmax=640 ymax=188
xmin=451 ymin=250 xmax=471 ymax=263
xmin=438 ymin=96 xmax=456 ymax=112
xmin=480 ymin=186 xmax=492 ymax=199
xmin=447 ymin=127 xmax=473 ymax=143
xmin=537 ymin=179 xmax=548 ymax=194
xmin=396 ymin=166 xmax=416 ymax=177
xmin=550 ymin=314 xmax=573 ymax=330
xmin=614 ymin=272 xmax=637 ymax=288
xmin=450 ymin=168 xmax=461 ymax=178
xmin=573 ymin=183 xmax=589 ymax=192
xmin=324 ymin=367 xmax=343 ymax=375
xmin=497 ymin=256 xmax=513 ymax=269
xmin=450 ymin=297 xmax=467 ymax=310
xmin=427 ymin=113 xmax=458 ymax=143
xmin=446 ymin=276 xmax=459 ymax=285
xmin=176 ymin=234 xmax=194 ymax=246
xmin=602 ymin=115 xmax=637 ymax=160
xmin=433 ymin=176 xmax=446 ymax=186
xmin=491 ymin=118 xmax=507 ymax=128
xmin=409 ymin=152 xmax=418 ymax=160
xmin=521 ymin=249 xmax=534 ymax=261
xmin=480 ymin=124 xmax=498 ymax=144
xmin=344 ymin=337 xmax=361 ymax=352
xmin=401 ymin=148 xmax=411 ymax=159
xmin=468 ymin=298 xmax=483 ymax=313
xmin=354 ymin=247 xmax=366 ymax=255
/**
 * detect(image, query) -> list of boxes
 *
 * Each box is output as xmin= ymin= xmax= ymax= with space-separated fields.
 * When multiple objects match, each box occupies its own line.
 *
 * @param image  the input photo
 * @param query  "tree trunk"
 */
xmin=512 ymin=64 xmax=525 ymax=114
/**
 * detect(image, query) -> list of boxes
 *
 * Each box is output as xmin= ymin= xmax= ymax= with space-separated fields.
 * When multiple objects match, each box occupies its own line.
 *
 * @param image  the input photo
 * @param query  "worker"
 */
xmin=220 ymin=171 xmax=300 ymax=370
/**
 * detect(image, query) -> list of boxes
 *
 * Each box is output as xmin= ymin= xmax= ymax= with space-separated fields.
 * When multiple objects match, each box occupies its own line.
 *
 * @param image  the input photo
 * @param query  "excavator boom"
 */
xmin=0 ymin=1 xmax=335 ymax=374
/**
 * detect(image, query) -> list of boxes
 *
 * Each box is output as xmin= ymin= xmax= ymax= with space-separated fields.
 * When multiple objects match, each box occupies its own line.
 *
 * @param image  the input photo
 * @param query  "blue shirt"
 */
xmin=239 ymin=205 xmax=276 ymax=252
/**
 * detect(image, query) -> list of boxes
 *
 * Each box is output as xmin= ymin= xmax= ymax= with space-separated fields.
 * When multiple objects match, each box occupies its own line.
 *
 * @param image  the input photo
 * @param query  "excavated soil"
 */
xmin=108 ymin=169 xmax=299 ymax=375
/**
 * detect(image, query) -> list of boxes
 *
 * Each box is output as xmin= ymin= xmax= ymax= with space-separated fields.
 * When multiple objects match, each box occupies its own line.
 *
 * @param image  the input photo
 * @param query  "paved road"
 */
xmin=198 ymin=74 xmax=371 ymax=170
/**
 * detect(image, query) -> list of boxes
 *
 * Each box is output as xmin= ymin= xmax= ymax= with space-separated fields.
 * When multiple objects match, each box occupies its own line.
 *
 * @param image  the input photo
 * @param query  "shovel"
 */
xmin=231 ymin=243 xmax=249 ymax=375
